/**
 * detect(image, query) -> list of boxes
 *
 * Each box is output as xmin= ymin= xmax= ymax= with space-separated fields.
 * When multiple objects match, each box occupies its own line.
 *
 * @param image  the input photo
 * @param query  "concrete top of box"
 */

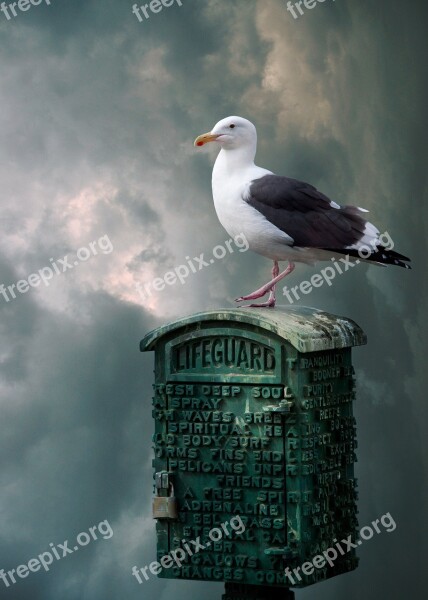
xmin=140 ymin=307 xmax=367 ymax=354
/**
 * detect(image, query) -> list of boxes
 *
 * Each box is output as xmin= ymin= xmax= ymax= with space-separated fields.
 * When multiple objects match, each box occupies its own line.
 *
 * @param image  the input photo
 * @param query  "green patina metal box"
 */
xmin=140 ymin=307 xmax=366 ymax=591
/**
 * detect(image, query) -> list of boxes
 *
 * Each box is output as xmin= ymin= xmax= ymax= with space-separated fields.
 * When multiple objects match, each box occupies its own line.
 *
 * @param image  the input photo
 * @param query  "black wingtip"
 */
xmin=322 ymin=247 xmax=412 ymax=269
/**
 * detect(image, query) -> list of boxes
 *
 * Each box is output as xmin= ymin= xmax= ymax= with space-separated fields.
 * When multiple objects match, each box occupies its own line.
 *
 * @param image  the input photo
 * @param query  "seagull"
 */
xmin=194 ymin=116 xmax=411 ymax=308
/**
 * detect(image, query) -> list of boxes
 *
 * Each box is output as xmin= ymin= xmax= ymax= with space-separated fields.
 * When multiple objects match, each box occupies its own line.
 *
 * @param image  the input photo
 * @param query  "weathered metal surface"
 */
xmin=140 ymin=307 xmax=367 ymax=354
xmin=141 ymin=307 xmax=366 ymax=591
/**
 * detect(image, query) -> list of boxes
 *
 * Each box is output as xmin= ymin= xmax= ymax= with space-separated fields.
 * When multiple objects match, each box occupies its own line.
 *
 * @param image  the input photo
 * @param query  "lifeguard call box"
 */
xmin=140 ymin=307 xmax=366 ymax=593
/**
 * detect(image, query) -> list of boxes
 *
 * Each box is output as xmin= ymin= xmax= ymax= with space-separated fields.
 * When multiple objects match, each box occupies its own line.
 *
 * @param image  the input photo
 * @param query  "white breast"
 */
xmin=211 ymin=152 xmax=294 ymax=261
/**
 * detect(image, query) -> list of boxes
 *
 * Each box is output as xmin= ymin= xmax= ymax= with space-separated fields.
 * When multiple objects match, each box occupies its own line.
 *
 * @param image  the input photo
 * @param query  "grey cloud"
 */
xmin=0 ymin=0 xmax=427 ymax=598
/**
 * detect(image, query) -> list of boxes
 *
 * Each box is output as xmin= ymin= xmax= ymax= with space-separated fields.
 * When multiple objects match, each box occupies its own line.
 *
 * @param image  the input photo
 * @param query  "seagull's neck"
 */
xmin=214 ymin=145 xmax=257 ymax=179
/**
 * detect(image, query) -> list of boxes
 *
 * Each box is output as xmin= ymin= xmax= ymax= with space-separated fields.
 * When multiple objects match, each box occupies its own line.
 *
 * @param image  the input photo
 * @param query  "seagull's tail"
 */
xmin=340 ymin=246 xmax=412 ymax=269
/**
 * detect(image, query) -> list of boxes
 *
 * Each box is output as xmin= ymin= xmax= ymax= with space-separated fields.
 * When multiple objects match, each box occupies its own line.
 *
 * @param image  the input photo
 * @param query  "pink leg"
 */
xmin=272 ymin=261 xmax=279 ymax=279
xmin=236 ymin=261 xmax=295 ymax=308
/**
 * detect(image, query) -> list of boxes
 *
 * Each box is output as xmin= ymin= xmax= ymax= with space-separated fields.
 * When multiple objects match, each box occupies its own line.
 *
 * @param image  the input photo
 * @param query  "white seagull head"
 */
xmin=194 ymin=115 xmax=257 ymax=152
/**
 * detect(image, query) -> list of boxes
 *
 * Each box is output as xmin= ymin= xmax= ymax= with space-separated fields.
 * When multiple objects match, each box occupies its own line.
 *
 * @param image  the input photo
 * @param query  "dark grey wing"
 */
xmin=245 ymin=175 xmax=368 ymax=249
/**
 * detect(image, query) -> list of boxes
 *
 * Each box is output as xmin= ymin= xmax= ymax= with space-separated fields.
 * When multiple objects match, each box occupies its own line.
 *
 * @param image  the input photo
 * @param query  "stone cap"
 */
xmin=140 ymin=306 xmax=367 ymax=354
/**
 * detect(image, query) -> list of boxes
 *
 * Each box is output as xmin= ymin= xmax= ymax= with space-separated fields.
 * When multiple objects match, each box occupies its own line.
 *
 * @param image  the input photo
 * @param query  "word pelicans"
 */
xmin=132 ymin=0 xmax=182 ymax=22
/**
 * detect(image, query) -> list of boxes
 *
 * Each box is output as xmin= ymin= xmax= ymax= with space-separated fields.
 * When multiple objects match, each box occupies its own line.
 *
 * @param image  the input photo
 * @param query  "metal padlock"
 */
xmin=152 ymin=472 xmax=178 ymax=520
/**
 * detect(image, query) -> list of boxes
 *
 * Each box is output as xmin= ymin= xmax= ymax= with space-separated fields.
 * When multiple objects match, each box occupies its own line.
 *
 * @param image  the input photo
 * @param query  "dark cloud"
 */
xmin=0 ymin=0 xmax=427 ymax=598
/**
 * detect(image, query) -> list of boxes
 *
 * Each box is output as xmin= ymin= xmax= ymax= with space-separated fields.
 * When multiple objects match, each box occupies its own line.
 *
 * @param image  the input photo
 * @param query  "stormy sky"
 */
xmin=0 ymin=0 xmax=426 ymax=599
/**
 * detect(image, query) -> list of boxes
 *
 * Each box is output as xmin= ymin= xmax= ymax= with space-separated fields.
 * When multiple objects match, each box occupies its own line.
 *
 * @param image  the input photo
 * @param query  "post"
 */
xmin=140 ymin=307 xmax=366 ymax=596
xmin=223 ymin=582 xmax=295 ymax=599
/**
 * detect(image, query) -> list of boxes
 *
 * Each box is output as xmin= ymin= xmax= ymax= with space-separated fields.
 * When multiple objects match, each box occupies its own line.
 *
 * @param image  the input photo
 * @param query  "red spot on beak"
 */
xmin=196 ymin=141 xmax=204 ymax=147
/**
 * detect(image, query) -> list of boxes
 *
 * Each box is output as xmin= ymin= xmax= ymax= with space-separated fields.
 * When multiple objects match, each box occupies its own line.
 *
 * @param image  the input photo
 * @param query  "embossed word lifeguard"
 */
xmin=173 ymin=337 xmax=276 ymax=372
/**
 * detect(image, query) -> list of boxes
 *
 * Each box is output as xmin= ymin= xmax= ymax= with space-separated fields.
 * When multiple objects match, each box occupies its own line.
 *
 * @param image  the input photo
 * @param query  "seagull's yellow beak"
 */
xmin=194 ymin=132 xmax=220 ymax=147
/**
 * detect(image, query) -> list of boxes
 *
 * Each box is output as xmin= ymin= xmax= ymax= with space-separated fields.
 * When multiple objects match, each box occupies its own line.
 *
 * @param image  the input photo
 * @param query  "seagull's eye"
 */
xmin=229 ymin=124 xmax=235 ymax=129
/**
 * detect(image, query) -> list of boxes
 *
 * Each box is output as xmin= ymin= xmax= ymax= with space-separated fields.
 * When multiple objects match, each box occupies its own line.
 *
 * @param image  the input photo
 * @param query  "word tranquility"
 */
xmin=0 ymin=0 xmax=52 ymax=20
